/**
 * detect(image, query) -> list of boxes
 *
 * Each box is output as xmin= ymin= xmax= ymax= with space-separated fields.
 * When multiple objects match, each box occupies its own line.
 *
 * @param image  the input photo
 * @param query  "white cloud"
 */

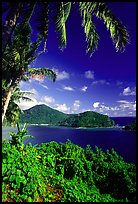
xmin=63 ymin=86 xmax=74 ymax=91
xmin=17 ymin=88 xmax=41 ymax=110
xmin=117 ymin=100 xmax=130 ymax=104
xmin=100 ymin=104 xmax=110 ymax=110
xmin=117 ymin=100 xmax=136 ymax=111
xmin=81 ymin=86 xmax=88 ymax=92
xmin=41 ymin=84 xmax=48 ymax=89
xmin=72 ymin=100 xmax=81 ymax=111
xmin=55 ymin=100 xmax=81 ymax=114
xmin=17 ymin=98 xmax=40 ymax=110
xmin=93 ymin=102 xmax=100 ymax=108
xmin=122 ymin=86 xmax=136 ymax=96
xmin=43 ymin=95 xmax=55 ymax=104
xmin=92 ymin=80 xmax=110 ymax=85
xmin=84 ymin=70 xmax=94 ymax=79
xmin=28 ymin=88 xmax=38 ymax=95
xmin=19 ymin=81 xmax=30 ymax=87
xmin=133 ymin=103 xmax=136 ymax=111
xmin=53 ymin=69 xmax=70 ymax=81
xmin=92 ymin=100 xmax=136 ymax=117
xmin=55 ymin=104 xmax=70 ymax=113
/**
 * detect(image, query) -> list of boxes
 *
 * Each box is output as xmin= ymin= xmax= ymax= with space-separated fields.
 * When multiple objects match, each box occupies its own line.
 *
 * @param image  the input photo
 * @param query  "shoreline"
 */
xmin=3 ymin=124 xmax=124 ymax=129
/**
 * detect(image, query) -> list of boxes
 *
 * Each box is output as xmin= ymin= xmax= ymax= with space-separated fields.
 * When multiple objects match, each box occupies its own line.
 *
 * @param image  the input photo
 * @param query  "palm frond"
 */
xmin=79 ymin=4 xmax=99 ymax=57
xmin=5 ymin=102 xmax=23 ymax=126
xmin=20 ymin=2 xmax=37 ymax=23
xmin=27 ymin=68 xmax=57 ymax=82
xmin=36 ymin=2 xmax=49 ymax=52
xmin=21 ymin=74 xmax=29 ymax=82
xmin=80 ymin=2 xmax=130 ymax=52
xmin=12 ymin=92 xmax=34 ymax=102
xmin=54 ymin=2 xmax=72 ymax=50
xmin=25 ymin=34 xmax=43 ymax=64
xmin=18 ymin=96 xmax=33 ymax=102
xmin=12 ymin=48 xmax=21 ymax=62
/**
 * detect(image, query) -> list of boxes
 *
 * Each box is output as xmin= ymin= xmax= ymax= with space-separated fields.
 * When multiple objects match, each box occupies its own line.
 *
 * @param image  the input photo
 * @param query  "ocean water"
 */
xmin=2 ymin=117 xmax=136 ymax=164
xmin=110 ymin=117 xmax=136 ymax=126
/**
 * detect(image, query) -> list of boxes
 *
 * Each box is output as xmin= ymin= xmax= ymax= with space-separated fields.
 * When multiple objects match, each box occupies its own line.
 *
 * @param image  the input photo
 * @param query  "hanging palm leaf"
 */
xmin=79 ymin=2 xmax=130 ymax=52
xmin=3 ymin=2 xmax=130 ymax=55
xmin=27 ymin=68 xmax=57 ymax=82
xmin=36 ymin=2 xmax=49 ymax=52
xmin=3 ymin=85 xmax=34 ymax=126
xmin=79 ymin=4 xmax=99 ymax=56
xmin=54 ymin=2 xmax=72 ymax=50
xmin=20 ymin=2 xmax=37 ymax=23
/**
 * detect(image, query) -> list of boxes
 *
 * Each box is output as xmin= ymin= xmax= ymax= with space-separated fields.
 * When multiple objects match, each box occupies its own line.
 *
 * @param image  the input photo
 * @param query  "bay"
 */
xmin=24 ymin=126 xmax=136 ymax=164
xmin=2 ymin=116 xmax=136 ymax=164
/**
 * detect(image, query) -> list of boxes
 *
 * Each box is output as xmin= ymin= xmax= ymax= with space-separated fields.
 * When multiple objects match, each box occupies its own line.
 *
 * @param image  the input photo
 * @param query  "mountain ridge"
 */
xmin=20 ymin=104 xmax=115 ymax=127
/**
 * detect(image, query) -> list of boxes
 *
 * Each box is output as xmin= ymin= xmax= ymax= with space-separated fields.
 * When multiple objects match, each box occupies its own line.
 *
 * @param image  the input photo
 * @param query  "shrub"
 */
xmin=2 ymin=130 xmax=136 ymax=202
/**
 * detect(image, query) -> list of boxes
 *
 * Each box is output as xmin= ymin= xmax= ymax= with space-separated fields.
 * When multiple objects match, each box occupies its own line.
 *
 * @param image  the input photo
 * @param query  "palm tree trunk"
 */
xmin=2 ymin=2 xmax=24 ymax=54
xmin=2 ymin=85 xmax=14 ymax=123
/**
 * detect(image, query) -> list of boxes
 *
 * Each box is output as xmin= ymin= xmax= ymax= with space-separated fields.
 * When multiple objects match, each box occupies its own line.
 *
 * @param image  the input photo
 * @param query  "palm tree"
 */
xmin=2 ymin=81 xmax=34 ymax=126
xmin=5 ymin=92 xmax=33 ymax=127
xmin=2 ymin=2 xmax=129 ymax=56
xmin=2 ymin=22 xmax=56 ymax=123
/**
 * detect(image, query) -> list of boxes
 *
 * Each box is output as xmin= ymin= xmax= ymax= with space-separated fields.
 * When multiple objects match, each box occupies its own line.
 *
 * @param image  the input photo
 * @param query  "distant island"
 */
xmin=20 ymin=104 xmax=115 ymax=128
xmin=123 ymin=120 xmax=136 ymax=131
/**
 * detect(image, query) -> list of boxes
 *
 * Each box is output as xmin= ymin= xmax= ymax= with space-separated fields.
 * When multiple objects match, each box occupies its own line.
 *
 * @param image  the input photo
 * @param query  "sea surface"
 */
xmin=2 ymin=117 xmax=136 ymax=164
xmin=110 ymin=116 xmax=136 ymax=126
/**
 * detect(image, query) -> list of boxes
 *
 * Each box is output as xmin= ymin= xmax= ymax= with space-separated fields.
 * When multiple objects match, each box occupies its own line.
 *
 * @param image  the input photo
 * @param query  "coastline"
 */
xmin=21 ymin=124 xmax=124 ymax=130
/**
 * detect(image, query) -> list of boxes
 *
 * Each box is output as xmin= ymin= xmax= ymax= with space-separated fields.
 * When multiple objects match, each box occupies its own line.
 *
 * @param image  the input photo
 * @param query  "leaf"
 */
xmin=81 ymin=2 xmax=130 ymax=52
xmin=9 ymin=175 xmax=16 ymax=182
xmin=20 ymin=176 xmax=27 ymax=185
xmin=55 ymin=2 xmax=72 ymax=50
xmin=28 ymin=68 xmax=56 ymax=82
xmin=28 ymin=196 xmax=32 ymax=202
xmin=79 ymin=4 xmax=99 ymax=57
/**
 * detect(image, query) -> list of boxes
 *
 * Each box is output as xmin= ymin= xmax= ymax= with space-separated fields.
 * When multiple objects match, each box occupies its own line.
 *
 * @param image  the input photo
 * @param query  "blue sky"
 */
xmin=16 ymin=2 xmax=136 ymax=117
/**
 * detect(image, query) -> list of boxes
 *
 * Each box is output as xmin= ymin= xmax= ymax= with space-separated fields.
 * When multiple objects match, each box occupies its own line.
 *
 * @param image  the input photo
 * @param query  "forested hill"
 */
xmin=20 ymin=104 xmax=67 ymax=125
xmin=59 ymin=111 xmax=115 ymax=127
xmin=20 ymin=104 xmax=115 ymax=127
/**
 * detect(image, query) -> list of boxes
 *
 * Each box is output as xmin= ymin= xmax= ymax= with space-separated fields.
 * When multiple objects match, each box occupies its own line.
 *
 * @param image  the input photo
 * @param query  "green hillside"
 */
xmin=60 ymin=111 xmax=115 ymax=127
xmin=20 ymin=104 xmax=115 ymax=127
xmin=20 ymin=104 xmax=68 ymax=125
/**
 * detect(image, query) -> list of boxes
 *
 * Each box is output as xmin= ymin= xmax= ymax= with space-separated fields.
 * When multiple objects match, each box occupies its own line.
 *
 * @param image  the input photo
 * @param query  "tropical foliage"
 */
xmin=3 ymin=2 xmax=129 ymax=55
xmin=2 ymin=21 xmax=56 ymax=123
xmin=2 ymin=127 xmax=136 ymax=202
xmin=2 ymin=81 xmax=34 ymax=126
xmin=2 ymin=22 xmax=56 ymax=85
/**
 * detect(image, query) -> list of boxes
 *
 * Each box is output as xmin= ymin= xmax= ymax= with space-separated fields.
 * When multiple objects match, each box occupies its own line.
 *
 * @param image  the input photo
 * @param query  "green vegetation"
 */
xmin=2 ymin=3 xmax=133 ymax=202
xmin=2 ymin=81 xmax=34 ymax=127
xmin=20 ymin=104 xmax=115 ymax=127
xmin=2 ymin=21 xmax=56 ymax=124
xmin=60 ymin=111 xmax=115 ymax=127
xmin=3 ymin=2 xmax=129 ymax=55
xmin=124 ymin=120 xmax=136 ymax=131
xmin=20 ymin=104 xmax=68 ymax=125
xmin=2 ymin=125 xmax=136 ymax=202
